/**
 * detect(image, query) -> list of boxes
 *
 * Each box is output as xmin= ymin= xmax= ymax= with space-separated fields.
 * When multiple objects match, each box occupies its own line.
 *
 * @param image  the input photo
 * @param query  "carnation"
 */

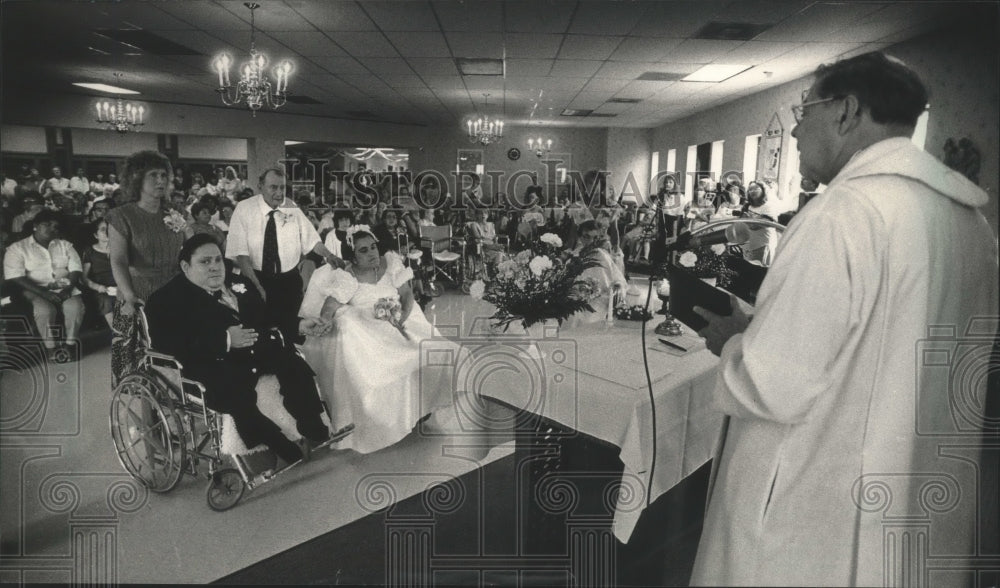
xmin=497 ymin=260 xmax=518 ymax=278
xmin=469 ymin=279 xmax=486 ymax=300
xmin=679 ymin=251 xmax=698 ymax=267
xmin=711 ymin=244 xmax=727 ymax=255
xmin=539 ymin=233 xmax=563 ymax=248
xmin=528 ymin=255 xmax=553 ymax=276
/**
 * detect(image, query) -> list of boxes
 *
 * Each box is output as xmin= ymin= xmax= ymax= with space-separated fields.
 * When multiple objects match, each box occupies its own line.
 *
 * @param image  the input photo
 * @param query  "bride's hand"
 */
xmin=299 ymin=317 xmax=333 ymax=336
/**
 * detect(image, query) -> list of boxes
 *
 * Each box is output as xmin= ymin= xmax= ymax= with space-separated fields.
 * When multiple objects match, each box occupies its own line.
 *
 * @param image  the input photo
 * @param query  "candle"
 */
xmin=467 ymin=120 xmax=472 ymax=134
xmin=606 ymin=286 xmax=615 ymax=324
xmin=137 ymin=106 xmax=144 ymax=124
xmin=216 ymin=58 xmax=224 ymax=87
xmin=95 ymin=103 xmax=101 ymax=119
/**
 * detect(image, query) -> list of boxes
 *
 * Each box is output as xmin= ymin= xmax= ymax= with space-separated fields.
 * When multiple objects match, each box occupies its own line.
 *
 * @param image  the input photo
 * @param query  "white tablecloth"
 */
xmin=446 ymin=319 xmax=723 ymax=543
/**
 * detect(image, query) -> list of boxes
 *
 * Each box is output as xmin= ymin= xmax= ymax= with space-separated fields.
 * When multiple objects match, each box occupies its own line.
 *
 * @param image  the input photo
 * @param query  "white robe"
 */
xmin=691 ymin=138 xmax=998 ymax=586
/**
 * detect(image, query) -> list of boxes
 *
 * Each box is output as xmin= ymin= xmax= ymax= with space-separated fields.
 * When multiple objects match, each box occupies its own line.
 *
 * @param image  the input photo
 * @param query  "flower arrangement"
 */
xmin=676 ymin=245 xmax=738 ymax=289
xmin=231 ymin=283 xmax=247 ymax=294
xmin=468 ymin=232 xmax=601 ymax=331
xmin=374 ymin=296 xmax=409 ymax=340
xmin=163 ymin=209 xmax=188 ymax=233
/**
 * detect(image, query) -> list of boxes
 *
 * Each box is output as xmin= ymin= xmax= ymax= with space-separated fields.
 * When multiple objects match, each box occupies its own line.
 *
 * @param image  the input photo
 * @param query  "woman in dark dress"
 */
xmin=105 ymin=150 xmax=185 ymax=383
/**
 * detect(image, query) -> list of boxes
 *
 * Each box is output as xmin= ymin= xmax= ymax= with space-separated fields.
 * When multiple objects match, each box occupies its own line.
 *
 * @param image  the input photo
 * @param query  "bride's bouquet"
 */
xmin=374 ymin=297 xmax=409 ymax=340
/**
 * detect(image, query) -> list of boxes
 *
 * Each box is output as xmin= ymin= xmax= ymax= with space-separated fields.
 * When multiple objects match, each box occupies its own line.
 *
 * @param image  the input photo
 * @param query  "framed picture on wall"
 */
xmin=456 ymin=149 xmax=483 ymax=174
xmin=759 ymin=113 xmax=783 ymax=184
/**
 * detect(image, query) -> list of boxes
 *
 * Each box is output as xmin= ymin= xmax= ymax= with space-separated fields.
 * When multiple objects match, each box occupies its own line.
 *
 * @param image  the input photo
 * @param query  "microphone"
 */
xmin=664 ymin=227 xmax=729 ymax=251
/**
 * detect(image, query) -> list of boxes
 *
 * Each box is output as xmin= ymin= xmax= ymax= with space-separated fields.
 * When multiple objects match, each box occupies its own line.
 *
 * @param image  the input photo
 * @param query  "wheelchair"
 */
xmin=418 ymin=224 xmax=465 ymax=297
xmin=461 ymin=225 xmax=510 ymax=294
xmin=109 ymin=308 xmax=354 ymax=511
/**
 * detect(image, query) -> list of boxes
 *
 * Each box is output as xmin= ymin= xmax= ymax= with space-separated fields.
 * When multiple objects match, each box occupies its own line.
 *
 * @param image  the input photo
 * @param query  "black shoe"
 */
xmin=298 ymin=419 xmax=330 ymax=445
xmin=270 ymin=437 xmax=303 ymax=464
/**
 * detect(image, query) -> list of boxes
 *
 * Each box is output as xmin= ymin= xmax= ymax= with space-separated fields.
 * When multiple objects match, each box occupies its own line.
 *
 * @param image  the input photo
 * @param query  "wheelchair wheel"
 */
xmin=109 ymin=372 xmax=186 ymax=493
xmin=206 ymin=468 xmax=245 ymax=511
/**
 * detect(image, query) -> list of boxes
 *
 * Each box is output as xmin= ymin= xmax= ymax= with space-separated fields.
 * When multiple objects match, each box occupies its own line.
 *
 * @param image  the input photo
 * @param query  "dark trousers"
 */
xmin=192 ymin=351 xmax=326 ymax=463
xmin=257 ymin=268 xmax=304 ymax=344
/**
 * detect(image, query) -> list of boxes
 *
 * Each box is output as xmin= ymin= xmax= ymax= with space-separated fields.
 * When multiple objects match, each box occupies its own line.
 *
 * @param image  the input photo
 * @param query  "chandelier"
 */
xmin=213 ymin=2 xmax=292 ymax=116
xmin=94 ymin=74 xmax=145 ymax=134
xmin=466 ymin=94 xmax=504 ymax=146
xmin=527 ymin=137 xmax=552 ymax=158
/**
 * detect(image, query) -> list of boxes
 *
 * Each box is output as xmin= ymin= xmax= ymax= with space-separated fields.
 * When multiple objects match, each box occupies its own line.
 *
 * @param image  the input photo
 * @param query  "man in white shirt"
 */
xmin=44 ymin=166 xmax=71 ymax=196
xmin=3 ymin=209 xmax=85 ymax=358
xmin=690 ymin=52 xmax=998 ymax=586
xmin=69 ymin=168 xmax=90 ymax=196
xmin=226 ymin=166 xmax=343 ymax=342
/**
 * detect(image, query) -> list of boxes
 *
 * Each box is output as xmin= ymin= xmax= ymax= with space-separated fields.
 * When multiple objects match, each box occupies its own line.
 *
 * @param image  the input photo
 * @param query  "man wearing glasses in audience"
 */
xmin=691 ymin=52 xmax=997 ymax=586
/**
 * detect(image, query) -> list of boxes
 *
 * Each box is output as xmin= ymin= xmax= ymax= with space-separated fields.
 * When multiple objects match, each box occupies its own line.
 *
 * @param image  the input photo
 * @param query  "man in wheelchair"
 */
xmin=145 ymin=234 xmax=331 ymax=465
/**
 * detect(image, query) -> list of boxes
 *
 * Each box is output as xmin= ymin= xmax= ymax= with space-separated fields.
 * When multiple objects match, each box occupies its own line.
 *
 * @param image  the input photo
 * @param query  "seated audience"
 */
xmin=3 ymin=209 xmax=85 ymax=359
xmin=81 ymin=219 xmax=116 ymax=328
xmin=570 ymin=220 xmax=628 ymax=326
xmin=372 ymin=208 xmax=407 ymax=254
xmin=145 ymin=234 xmax=332 ymax=465
xmin=189 ymin=201 xmax=226 ymax=245
xmin=467 ymin=208 xmax=504 ymax=265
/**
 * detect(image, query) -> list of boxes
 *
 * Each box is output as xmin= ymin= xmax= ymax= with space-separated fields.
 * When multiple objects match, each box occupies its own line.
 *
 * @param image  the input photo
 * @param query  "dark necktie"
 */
xmin=212 ymin=290 xmax=223 ymax=300
xmin=263 ymin=209 xmax=280 ymax=275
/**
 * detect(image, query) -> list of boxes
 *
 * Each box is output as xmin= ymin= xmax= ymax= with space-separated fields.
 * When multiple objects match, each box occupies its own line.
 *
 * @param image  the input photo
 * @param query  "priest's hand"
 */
xmin=693 ymin=293 xmax=751 ymax=356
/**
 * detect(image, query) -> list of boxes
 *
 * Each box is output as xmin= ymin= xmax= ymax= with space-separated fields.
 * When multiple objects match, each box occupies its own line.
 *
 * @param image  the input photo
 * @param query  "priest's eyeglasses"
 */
xmin=792 ymin=89 xmax=844 ymax=123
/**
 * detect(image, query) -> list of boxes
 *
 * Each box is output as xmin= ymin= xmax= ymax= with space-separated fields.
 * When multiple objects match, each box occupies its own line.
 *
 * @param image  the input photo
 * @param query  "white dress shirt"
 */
xmin=46 ymin=177 xmax=71 ymax=194
xmin=3 ymin=236 xmax=82 ymax=295
xmin=69 ymin=176 xmax=90 ymax=193
xmin=225 ymin=194 xmax=321 ymax=273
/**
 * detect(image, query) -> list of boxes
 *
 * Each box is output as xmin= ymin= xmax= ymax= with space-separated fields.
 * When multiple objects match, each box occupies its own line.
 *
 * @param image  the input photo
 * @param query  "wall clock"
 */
xmin=507 ymin=147 xmax=521 ymax=161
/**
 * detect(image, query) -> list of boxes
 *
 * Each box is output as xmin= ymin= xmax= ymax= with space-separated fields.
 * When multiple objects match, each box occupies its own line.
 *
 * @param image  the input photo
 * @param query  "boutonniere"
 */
xmin=275 ymin=209 xmax=293 ymax=226
xmin=163 ymin=209 xmax=188 ymax=233
xmin=231 ymin=283 xmax=247 ymax=294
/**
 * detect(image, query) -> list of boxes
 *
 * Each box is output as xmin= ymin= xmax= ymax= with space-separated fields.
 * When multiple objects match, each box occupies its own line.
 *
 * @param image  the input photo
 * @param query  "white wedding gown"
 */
xmin=299 ymin=252 xmax=455 ymax=453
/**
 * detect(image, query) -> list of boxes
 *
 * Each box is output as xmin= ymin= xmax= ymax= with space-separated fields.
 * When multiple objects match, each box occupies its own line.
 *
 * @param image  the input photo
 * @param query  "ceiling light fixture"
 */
xmin=212 ymin=2 xmax=292 ymax=117
xmin=466 ymin=94 xmax=504 ymax=146
xmin=681 ymin=64 xmax=752 ymax=83
xmin=73 ymin=82 xmax=140 ymax=94
xmin=94 ymin=73 xmax=146 ymax=134
xmin=527 ymin=137 xmax=552 ymax=158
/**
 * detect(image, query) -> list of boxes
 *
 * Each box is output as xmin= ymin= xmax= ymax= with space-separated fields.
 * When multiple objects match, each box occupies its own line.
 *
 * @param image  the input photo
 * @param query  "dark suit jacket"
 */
xmin=145 ymin=272 xmax=307 ymax=412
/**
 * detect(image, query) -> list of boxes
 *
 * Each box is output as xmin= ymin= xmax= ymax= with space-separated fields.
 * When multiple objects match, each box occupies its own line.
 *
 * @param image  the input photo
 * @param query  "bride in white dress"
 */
xmin=299 ymin=227 xmax=454 ymax=453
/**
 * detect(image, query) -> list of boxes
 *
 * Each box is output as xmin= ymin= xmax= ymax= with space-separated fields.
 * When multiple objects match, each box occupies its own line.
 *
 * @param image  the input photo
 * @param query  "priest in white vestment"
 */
xmin=691 ymin=52 xmax=998 ymax=586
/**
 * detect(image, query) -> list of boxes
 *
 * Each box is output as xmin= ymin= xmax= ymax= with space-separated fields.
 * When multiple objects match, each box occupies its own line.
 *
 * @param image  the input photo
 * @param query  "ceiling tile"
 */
xmin=727 ymin=41 xmax=800 ymax=62
xmin=568 ymin=2 xmax=645 ymax=35
xmin=422 ymin=75 xmax=467 ymax=90
xmin=285 ymin=1 xmax=377 ymax=31
xmin=271 ymin=31 xmax=346 ymax=56
xmin=609 ymin=37 xmax=684 ymax=62
xmin=311 ymin=56 xmax=369 ymax=74
xmin=549 ymin=60 xmax=603 ymax=78
xmin=615 ymin=80 xmax=669 ymax=98
xmin=384 ymin=32 xmax=452 ymax=58
xmin=149 ymin=30 xmax=237 ymax=56
xmin=433 ymin=1 xmax=504 ymax=32
xmin=507 ymin=59 xmax=555 ymax=76
xmin=632 ymin=1 xmax=729 ymax=38
xmin=215 ymin=1 xmax=314 ymax=30
xmin=362 ymin=2 xmax=441 ymax=31
xmin=359 ymin=57 xmax=415 ymax=76
xmin=446 ymin=33 xmax=504 ymax=59
xmin=755 ymin=2 xmax=888 ymax=42
xmin=505 ymin=33 xmax=565 ymax=59
xmin=406 ymin=58 xmax=460 ymax=76
xmin=505 ymin=1 xmax=576 ymax=33
xmin=156 ymin=1 xmax=252 ymax=30
xmin=582 ymin=78 xmax=631 ymax=93
xmin=594 ymin=61 xmax=679 ymax=80
xmin=557 ymin=35 xmax=624 ymax=60
xmin=334 ymin=32 xmax=399 ymax=57
xmin=716 ymin=0 xmax=813 ymax=25
xmin=663 ymin=39 xmax=743 ymax=63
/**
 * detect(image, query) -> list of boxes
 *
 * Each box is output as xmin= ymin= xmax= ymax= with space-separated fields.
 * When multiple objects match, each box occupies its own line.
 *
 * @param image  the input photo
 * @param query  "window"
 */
xmin=743 ymin=134 xmax=761 ymax=183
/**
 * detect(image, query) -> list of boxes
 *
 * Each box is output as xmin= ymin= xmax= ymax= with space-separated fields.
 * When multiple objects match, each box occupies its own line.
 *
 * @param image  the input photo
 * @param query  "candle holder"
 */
xmin=653 ymin=280 xmax=682 ymax=336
